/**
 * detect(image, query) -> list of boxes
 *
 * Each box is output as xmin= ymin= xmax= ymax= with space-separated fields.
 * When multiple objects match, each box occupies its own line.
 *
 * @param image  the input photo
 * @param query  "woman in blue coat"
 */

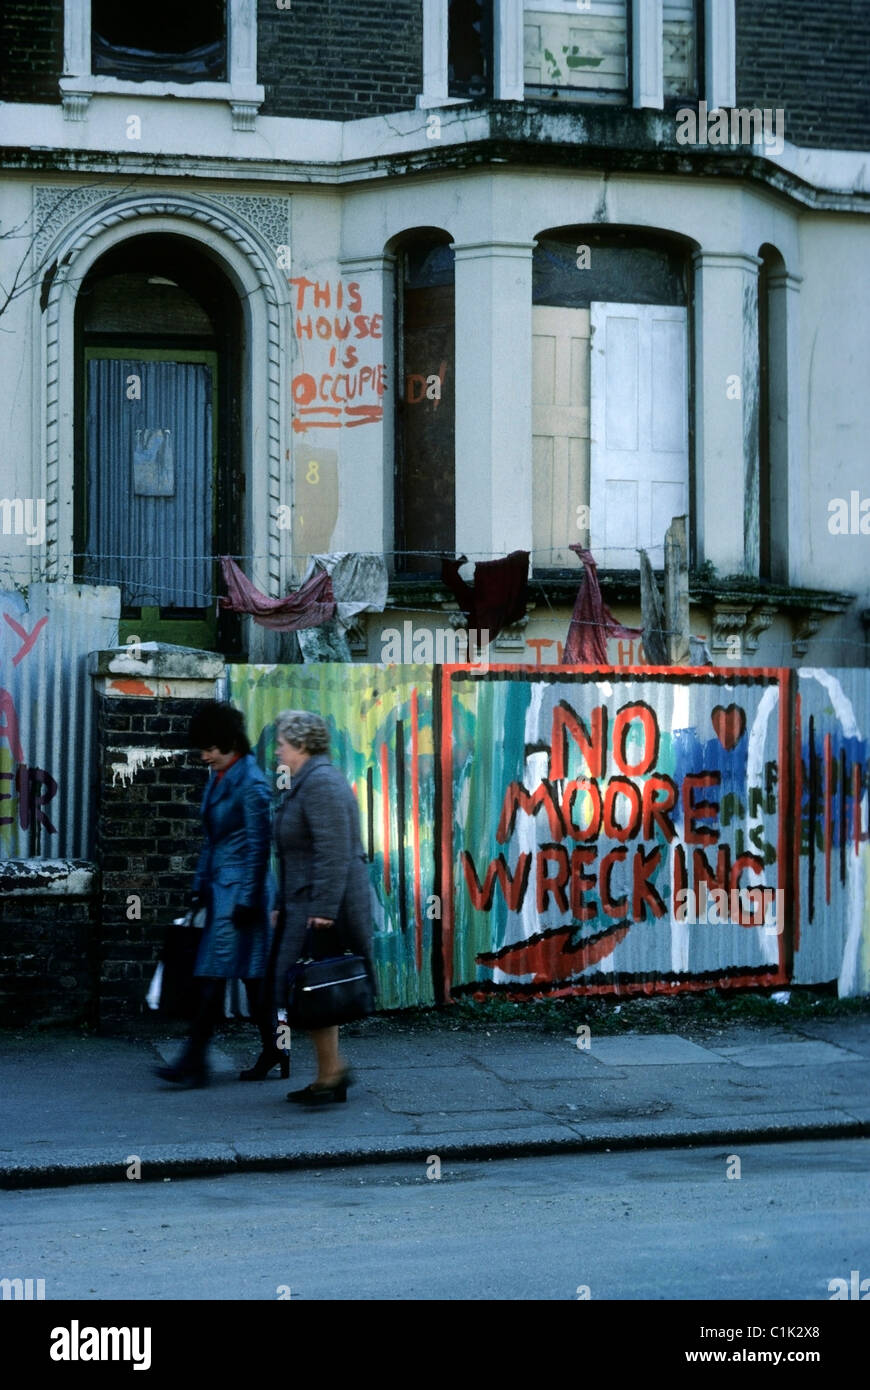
xmin=156 ymin=702 xmax=281 ymax=1087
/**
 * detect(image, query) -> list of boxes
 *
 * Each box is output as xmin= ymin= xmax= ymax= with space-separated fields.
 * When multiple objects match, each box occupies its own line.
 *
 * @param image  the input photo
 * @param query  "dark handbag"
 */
xmin=286 ymin=926 xmax=374 ymax=1029
xmin=155 ymin=909 xmax=205 ymax=1020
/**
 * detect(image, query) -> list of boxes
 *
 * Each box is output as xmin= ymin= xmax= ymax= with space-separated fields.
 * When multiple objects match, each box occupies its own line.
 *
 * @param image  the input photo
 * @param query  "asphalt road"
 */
xmin=2 ymin=1139 xmax=868 ymax=1301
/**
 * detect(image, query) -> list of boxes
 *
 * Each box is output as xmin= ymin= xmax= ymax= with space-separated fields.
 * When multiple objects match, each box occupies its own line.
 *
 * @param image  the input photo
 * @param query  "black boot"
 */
xmin=239 ymin=977 xmax=289 ymax=1080
xmin=155 ymin=977 xmax=223 ymax=1087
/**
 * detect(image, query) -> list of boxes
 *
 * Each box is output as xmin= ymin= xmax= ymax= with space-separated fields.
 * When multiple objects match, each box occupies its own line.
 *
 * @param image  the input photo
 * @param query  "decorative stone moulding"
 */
xmin=792 ymin=614 xmax=824 ymax=659
xmin=231 ymin=102 xmax=259 ymax=132
xmin=710 ymin=601 xmax=750 ymax=655
xmin=742 ymin=604 xmax=779 ymax=654
xmin=62 ymin=92 xmax=91 ymax=121
xmin=36 ymin=189 xmax=290 ymax=594
xmin=493 ymin=617 xmax=530 ymax=651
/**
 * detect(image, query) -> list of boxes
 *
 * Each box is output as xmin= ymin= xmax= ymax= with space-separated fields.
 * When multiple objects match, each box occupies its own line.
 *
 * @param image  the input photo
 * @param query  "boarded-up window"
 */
xmin=663 ymin=0 xmax=700 ymax=101
xmin=532 ymin=306 xmax=591 ymax=567
xmin=395 ymin=238 xmax=455 ymax=575
xmin=532 ymin=231 xmax=691 ymax=571
xmin=524 ymin=0 xmax=628 ymax=101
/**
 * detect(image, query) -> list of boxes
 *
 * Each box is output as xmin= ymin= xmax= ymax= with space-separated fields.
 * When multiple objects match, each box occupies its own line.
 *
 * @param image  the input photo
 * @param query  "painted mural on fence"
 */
xmin=793 ymin=668 xmax=870 ymax=997
xmin=227 ymin=664 xmax=436 ymax=1010
xmin=442 ymin=668 xmax=791 ymax=999
xmin=227 ymin=663 xmax=869 ymax=1006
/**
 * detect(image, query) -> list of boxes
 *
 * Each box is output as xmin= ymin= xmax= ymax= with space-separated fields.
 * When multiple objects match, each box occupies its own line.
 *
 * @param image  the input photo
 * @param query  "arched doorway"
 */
xmin=74 ymin=233 xmax=243 ymax=652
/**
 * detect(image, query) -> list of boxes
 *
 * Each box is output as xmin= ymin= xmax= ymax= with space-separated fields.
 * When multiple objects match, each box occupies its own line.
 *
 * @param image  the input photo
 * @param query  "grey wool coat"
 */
xmin=192 ymin=754 xmax=272 ymax=979
xmin=272 ymin=753 xmax=374 ymax=990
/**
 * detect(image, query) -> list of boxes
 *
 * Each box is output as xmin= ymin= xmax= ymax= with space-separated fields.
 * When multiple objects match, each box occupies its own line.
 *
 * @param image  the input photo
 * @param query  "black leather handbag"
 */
xmin=286 ymin=926 xmax=374 ymax=1029
xmin=154 ymin=908 xmax=206 ymax=1019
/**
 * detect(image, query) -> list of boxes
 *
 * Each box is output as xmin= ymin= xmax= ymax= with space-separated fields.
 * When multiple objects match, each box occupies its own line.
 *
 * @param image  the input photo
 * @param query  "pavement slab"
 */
xmin=1 ymin=1018 xmax=869 ymax=1187
xmin=587 ymin=1035 xmax=729 ymax=1065
xmin=711 ymin=1040 xmax=864 ymax=1067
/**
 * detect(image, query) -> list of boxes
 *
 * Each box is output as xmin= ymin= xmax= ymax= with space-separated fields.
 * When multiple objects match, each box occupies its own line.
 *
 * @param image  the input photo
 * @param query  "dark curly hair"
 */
xmin=188 ymin=701 xmax=251 ymax=755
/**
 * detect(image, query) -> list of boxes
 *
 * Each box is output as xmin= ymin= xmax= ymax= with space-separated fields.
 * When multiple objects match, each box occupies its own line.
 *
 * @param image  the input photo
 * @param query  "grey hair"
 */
xmin=274 ymin=709 xmax=330 ymax=754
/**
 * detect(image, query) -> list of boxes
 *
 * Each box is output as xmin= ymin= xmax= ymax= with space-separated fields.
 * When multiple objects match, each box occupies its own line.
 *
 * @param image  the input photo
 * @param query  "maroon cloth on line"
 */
xmin=219 ymin=555 xmax=336 ymax=631
xmin=563 ymin=545 xmax=641 ymax=664
xmin=441 ymin=550 xmax=529 ymax=645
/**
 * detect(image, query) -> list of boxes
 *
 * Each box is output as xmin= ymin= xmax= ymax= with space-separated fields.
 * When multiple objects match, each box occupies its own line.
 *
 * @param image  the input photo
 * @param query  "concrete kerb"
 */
xmin=2 ymin=1115 xmax=868 ymax=1190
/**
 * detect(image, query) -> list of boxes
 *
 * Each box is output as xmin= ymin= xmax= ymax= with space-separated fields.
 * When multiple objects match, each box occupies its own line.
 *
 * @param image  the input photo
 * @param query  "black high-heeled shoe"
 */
xmin=286 ymin=1072 xmax=348 ymax=1105
xmin=239 ymin=1049 xmax=290 ymax=1081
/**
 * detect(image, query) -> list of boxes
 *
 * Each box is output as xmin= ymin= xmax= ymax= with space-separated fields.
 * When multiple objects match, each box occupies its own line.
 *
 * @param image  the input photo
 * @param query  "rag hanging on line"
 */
xmin=441 ymin=550 xmax=530 ymax=646
xmin=219 ymin=555 xmax=336 ymax=631
xmin=563 ymin=545 xmax=641 ymax=664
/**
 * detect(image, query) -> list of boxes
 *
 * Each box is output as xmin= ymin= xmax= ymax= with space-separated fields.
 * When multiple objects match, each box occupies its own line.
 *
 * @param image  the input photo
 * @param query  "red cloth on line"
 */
xmin=563 ymin=545 xmax=641 ymax=664
xmin=219 ymin=555 xmax=336 ymax=631
xmin=441 ymin=550 xmax=529 ymax=645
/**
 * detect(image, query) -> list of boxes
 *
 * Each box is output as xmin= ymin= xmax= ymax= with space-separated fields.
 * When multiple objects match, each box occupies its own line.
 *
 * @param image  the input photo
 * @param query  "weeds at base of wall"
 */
xmin=340 ymin=987 xmax=870 ymax=1038
xmin=2 ymin=986 xmax=868 ymax=1043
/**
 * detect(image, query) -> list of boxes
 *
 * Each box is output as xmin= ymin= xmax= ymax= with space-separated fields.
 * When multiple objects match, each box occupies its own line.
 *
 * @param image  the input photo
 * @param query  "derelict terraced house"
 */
xmin=0 ymin=1 xmax=869 ymax=867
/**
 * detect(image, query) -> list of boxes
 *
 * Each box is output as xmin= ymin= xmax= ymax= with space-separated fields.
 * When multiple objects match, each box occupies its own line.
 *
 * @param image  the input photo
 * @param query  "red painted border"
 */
xmin=446 ymin=663 xmax=784 ymax=679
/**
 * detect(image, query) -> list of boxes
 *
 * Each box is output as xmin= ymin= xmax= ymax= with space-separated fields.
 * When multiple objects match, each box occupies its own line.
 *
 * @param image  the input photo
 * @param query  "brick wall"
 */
xmin=0 ymin=0 xmax=63 ymax=104
xmin=97 ymin=697 xmax=207 ymax=1021
xmin=736 ymin=0 xmax=870 ymax=150
xmin=2 ymin=0 xmax=867 ymax=154
xmin=257 ymin=0 xmax=423 ymax=121
xmin=0 ymin=862 xmax=98 ymax=1027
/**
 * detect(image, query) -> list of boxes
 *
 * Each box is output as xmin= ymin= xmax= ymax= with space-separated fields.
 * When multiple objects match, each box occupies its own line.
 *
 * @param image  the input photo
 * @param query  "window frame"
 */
xmin=421 ymin=1 xmax=733 ymax=115
xmin=61 ymin=0 xmax=264 ymax=127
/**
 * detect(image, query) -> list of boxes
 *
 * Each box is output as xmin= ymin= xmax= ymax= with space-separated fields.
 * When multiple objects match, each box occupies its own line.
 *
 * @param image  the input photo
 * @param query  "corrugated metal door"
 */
xmin=84 ymin=354 xmax=214 ymax=617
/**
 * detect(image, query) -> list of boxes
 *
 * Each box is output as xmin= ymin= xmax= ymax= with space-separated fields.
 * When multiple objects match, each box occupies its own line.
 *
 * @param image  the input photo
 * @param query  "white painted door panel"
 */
xmin=590 ymin=302 xmax=688 ymax=568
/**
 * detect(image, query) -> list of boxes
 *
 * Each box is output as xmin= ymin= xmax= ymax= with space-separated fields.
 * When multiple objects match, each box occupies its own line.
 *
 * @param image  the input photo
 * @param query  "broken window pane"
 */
xmin=664 ymin=0 xmax=700 ymax=101
xmin=92 ymin=0 xmax=226 ymax=82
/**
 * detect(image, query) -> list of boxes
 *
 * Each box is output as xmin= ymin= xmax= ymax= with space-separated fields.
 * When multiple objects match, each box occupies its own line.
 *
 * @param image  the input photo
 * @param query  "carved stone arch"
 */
xmin=36 ymin=193 xmax=290 ymax=618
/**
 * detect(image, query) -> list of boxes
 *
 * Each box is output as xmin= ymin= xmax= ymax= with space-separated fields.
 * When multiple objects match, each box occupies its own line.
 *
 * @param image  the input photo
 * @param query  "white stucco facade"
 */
xmin=1 ymin=50 xmax=868 ymax=670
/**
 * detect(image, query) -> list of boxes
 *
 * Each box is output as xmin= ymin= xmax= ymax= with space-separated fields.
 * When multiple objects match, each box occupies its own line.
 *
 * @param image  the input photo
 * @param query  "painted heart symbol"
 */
xmin=711 ymin=703 xmax=746 ymax=751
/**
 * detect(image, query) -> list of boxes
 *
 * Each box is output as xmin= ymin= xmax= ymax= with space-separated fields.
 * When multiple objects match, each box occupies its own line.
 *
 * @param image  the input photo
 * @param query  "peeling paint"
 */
xmin=108 ymin=678 xmax=156 ymax=696
xmin=0 ymin=858 xmax=96 ymax=895
xmin=109 ymin=746 xmax=179 ymax=787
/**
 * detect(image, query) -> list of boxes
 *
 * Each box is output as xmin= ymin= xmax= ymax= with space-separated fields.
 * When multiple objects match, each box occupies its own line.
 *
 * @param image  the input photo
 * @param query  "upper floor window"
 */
xmin=394 ymin=233 xmax=456 ymax=575
xmin=524 ymin=0 xmax=628 ymax=104
xmin=663 ymin=0 xmax=700 ymax=102
xmin=449 ymin=0 xmax=493 ymax=99
xmin=91 ymin=0 xmax=226 ymax=83
xmin=62 ymin=1 xmax=261 ymax=128
xmin=531 ymin=230 xmax=692 ymax=571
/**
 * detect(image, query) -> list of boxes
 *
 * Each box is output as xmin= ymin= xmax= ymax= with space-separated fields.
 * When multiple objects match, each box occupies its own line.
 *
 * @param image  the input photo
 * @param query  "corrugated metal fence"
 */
xmin=229 ymin=663 xmax=870 ymax=1008
xmin=0 ymin=583 xmax=120 ymax=859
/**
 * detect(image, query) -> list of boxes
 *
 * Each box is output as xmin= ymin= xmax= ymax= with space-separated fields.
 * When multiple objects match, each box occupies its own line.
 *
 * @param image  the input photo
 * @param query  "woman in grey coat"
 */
xmin=156 ymin=702 xmax=278 ymax=1087
xmin=272 ymin=709 xmax=374 ymax=1105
